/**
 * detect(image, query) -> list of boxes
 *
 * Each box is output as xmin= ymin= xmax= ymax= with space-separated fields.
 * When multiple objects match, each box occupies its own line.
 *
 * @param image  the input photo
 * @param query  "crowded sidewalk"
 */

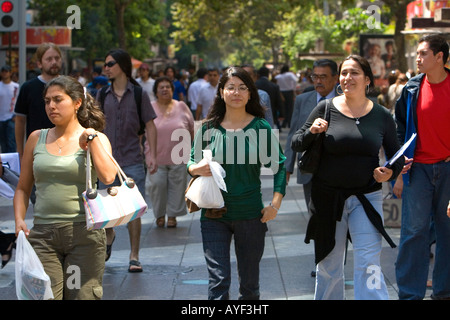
xmin=0 ymin=130 xmax=434 ymax=300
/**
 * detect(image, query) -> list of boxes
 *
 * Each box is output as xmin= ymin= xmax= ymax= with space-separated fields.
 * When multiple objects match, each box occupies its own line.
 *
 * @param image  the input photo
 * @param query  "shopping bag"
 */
xmin=82 ymin=149 xmax=148 ymax=230
xmin=15 ymin=231 xmax=54 ymax=300
xmin=185 ymin=150 xmax=227 ymax=209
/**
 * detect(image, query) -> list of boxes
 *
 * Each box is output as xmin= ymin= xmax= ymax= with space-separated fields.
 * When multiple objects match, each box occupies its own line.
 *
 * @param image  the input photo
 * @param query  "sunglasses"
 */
xmin=104 ymin=61 xmax=117 ymax=68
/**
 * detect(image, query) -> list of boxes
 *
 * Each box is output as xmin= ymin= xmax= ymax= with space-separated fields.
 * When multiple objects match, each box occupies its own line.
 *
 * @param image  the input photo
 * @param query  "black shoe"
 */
xmin=1 ymin=234 xmax=16 ymax=269
xmin=105 ymin=235 xmax=115 ymax=262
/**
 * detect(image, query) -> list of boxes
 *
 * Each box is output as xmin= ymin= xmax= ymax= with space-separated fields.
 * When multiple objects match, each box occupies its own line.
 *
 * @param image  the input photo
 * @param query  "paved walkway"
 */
xmin=0 ymin=131 xmax=434 ymax=300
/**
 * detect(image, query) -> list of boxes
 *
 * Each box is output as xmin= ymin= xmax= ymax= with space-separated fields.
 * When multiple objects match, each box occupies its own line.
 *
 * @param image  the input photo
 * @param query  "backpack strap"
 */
xmin=133 ymin=85 xmax=145 ymax=135
xmin=99 ymin=86 xmax=108 ymax=111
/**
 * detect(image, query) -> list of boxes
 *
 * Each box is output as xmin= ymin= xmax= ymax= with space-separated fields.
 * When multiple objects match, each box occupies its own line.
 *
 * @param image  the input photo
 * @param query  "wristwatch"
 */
xmin=86 ymin=133 xmax=98 ymax=143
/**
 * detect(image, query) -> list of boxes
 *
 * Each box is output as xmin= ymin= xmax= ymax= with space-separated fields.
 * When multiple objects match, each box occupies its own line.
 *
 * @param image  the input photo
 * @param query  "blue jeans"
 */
xmin=315 ymin=190 xmax=389 ymax=300
xmin=201 ymin=218 xmax=267 ymax=300
xmin=98 ymin=163 xmax=146 ymax=198
xmin=396 ymin=161 xmax=450 ymax=300
xmin=0 ymin=118 xmax=16 ymax=153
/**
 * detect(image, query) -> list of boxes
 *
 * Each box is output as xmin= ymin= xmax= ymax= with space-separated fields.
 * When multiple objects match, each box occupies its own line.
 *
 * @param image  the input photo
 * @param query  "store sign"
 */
xmin=1 ymin=27 xmax=71 ymax=47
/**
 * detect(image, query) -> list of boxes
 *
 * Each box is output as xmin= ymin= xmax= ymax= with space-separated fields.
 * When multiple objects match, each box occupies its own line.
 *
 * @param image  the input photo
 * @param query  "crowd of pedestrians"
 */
xmin=0 ymin=34 xmax=449 ymax=301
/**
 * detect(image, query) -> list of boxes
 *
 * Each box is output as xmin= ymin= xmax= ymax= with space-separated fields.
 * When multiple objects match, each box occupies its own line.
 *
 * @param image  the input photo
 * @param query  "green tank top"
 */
xmin=33 ymin=129 xmax=96 ymax=224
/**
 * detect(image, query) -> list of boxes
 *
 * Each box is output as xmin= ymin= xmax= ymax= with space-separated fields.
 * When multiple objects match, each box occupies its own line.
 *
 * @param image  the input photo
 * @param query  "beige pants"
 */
xmin=146 ymin=164 xmax=188 ymax=218
xmin=28 ymin=222 xmax=106 ymax=300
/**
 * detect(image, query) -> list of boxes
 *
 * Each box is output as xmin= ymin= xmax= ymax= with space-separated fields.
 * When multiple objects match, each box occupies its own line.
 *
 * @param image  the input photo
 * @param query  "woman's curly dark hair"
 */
xmin=43 ymin=75 xmax=106 ymax=131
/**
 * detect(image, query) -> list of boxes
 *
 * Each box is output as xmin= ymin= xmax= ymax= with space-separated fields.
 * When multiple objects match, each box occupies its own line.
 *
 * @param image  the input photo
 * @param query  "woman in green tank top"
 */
xmin=14 ymin=76 xmax=117 ymax=300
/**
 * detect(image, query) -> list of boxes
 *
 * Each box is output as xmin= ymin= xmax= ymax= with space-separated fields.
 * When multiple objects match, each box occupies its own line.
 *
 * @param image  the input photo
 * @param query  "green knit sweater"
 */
xmin=188 ymin=118 xmax=286 ymax=221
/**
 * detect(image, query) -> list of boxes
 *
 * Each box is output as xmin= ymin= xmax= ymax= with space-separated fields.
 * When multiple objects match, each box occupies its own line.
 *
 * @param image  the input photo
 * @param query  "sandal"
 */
xmin=128 ymin=260 xmax=143 ymax=273
xmin=156 ymin=217 xmax=165 ymax=228
xmin=167 ymin=217 xmax=177 ymax=228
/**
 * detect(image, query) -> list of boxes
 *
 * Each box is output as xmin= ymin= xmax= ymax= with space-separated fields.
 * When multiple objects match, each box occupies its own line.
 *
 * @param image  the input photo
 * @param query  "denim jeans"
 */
xmin=201 ymin=218 xmax=267 ymax=300
xmin=98 ymin=162 xmax=146 ymax=198
xmin=395 ymin=161 xmax=450 ymax=300
xmin=315 ymin=190 xmax=389 ymax=300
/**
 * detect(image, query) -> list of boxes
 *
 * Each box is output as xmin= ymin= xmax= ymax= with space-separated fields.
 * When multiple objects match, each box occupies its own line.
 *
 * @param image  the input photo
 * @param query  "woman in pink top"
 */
xmin=145 ymin=76 xmax=194 ymax=227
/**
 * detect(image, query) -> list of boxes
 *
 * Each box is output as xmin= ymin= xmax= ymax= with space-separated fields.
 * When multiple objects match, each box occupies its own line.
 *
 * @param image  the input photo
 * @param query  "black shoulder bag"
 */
xmin=298 ymin=99 xmax=331 ymax=174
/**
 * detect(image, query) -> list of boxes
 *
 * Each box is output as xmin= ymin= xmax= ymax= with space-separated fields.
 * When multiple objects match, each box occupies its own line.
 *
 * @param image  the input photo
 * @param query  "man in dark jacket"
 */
xmin=255 ymin=67 xmax=284 ymax=130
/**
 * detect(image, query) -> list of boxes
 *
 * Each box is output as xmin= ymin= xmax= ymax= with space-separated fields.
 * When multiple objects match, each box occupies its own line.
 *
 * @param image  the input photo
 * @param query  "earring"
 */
xmin=336 ymin=84 xmax=344 ymax=95
xmin=366 ymin=84 xmax=370 ymax=94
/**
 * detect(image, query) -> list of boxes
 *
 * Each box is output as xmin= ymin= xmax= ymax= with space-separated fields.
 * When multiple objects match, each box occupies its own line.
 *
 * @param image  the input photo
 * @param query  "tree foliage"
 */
xmin=171 ymin=0 xmax=390 ymax=68
xmin=28 ymin=0 xmax=166 ymax=62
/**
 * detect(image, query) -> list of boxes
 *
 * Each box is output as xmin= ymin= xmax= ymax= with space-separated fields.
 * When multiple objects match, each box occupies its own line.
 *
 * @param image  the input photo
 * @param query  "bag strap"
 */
xmin=324 ymin=99 xmax=331 ymax=123
xmin=85 ymin=148 xmax=128 ymax=191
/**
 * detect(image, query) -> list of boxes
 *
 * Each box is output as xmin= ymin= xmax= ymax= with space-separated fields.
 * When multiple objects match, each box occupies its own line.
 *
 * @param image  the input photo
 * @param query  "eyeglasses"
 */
xmin=224 ymin=85 xmax=249 ymax=93
xmin=310 ymin=74 xmax=328 ymax=81
xmin=104 ymin=61 xmax=117 ymax=68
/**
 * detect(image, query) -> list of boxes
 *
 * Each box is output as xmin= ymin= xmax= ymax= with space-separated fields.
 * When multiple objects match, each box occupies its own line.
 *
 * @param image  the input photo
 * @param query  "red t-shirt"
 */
xmin=415 ymin=71 xmax=450 ymax=163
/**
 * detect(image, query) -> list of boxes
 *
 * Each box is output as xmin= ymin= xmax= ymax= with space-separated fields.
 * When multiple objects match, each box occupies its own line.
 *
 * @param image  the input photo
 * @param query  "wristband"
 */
xmin=269 ymin=202 xmax=279 ymax=212
xmin=86 ymin=133 xmax=98 ymax=143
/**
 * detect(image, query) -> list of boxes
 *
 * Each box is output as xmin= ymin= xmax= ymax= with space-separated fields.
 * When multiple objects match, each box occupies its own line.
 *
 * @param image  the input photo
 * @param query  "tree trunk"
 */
xmin=385 ymin=0 xmax=414 ymax=72
xmin=114 ymin=0 xmax=129 ymax=50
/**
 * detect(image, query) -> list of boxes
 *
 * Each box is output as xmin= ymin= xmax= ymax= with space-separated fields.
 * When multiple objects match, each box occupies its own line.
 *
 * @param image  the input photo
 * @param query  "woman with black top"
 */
xmin=292 ymin=55 xmax=404 ymax=300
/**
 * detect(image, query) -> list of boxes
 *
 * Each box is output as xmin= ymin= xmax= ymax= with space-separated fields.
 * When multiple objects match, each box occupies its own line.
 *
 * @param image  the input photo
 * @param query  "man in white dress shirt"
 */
xmin=187 ymin=68 xmax=208 ymax=118
xmin=196 ymin=68 xmax=220 ymax=120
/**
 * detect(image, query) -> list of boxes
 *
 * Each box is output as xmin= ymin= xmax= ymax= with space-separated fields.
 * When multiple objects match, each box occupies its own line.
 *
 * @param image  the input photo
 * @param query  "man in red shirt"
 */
xmin=395 ymin=34 xmax=450 ymax=300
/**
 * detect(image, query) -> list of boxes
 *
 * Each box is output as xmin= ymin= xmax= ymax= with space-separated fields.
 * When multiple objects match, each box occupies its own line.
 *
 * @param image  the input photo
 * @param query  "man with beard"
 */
xmin=15 ymin=43 xmax=62 ymax=160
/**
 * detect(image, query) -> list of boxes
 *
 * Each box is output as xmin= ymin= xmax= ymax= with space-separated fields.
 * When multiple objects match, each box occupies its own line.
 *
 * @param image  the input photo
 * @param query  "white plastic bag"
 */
xmin=15 ymin=230 xmax=54 ymax=300
xmin=185 ymin=150 xmax=227 ymax=208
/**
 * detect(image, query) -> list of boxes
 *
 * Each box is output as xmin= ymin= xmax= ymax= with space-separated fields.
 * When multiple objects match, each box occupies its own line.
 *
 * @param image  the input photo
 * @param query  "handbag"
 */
xmin=298 ymin=99 xmax=331 ymax=174
xmin=82 ymin=148 xmax=148 ymax=230
xmin=185 ymin=176 xmax=200 ymax=213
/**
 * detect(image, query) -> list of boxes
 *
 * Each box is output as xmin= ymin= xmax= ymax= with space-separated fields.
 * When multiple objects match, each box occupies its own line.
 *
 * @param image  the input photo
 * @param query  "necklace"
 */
xmin=52 ymin=129 xmax=71 ymax=154
xmin=347 ymin=101 xmax=368 ymax=125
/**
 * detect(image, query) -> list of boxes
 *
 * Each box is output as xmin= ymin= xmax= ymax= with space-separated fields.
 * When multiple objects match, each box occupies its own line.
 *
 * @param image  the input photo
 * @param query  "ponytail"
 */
xmin=77 ymin=92 xmax=106 ymax=131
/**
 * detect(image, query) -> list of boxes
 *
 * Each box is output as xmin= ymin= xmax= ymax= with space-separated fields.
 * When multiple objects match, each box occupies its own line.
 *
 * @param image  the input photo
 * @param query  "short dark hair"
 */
xmin=257 ymin=66 xmax=270 ymax=77
xmin=280 ymin=64 xmax=290 ymax=73
xmin=313 ymin=59 xmax=338 ymax=76
xmin=153 ymin=76 xmax=175 ymax=98
xmin=196 ymin=68 xmax=208 ymax=79
xmin=339 ymin=55 xmax=375 ymax=89
xmin=419 ymin=34 xmax=449 ymax=65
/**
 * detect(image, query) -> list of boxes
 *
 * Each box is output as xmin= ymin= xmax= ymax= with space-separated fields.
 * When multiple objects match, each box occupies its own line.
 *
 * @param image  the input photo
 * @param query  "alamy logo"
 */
xmin=366 ymin=5 xmax=381 ymax=30
xmin=66 ymin=5 xmax=81 ymax=30
xmin=66 ymin=265 xmax=81 ymax=290
xmin=171 ymin=128 xmax=281 ymax=175
xmin=366 ymin=265 xmax=382 ymax=290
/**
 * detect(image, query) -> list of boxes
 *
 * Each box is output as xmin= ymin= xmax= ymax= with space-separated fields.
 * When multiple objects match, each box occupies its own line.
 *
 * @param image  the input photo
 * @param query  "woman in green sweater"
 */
xmin=187 ymin=66 xmax=286 ymax=300
xmin=14 ymin=76 xmax=117 ymax=299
